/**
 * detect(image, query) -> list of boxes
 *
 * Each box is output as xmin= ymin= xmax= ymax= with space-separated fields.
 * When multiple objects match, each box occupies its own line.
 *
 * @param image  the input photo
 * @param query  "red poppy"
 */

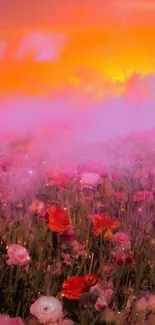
xmin=133 ymin=190 xmax=153 ymax=202
xmin=46 ymin=170 xmax=68 ymax=187
xmin=62 ymin=274 xmax=98 ymax=300
xmin=47 ymin=206 xmax=71 ymax=233
xmin=115 ymin=251 xmax=134 ymax=266
xmin=84 ymin=274 xmax=98 ymax=287
xmin=92 ymin=214 xmax=120 ymax=236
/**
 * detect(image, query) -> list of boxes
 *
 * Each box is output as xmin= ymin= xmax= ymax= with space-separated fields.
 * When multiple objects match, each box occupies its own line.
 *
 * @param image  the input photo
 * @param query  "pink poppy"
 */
xmin=133 ymin=191 xmax=153 ymax=202
xmin=29 ymin=199 xmax=45 ymax=215
xmin=95 ymin=280 xmax=113 ymax=311
xmin=135 ymin=297 xmax=149 ymax=312
xmin=114 ymin=192 xmax=127 ymax=201
xmin=112 ymin=232 xmax=131 ymax=250
xmin=46 ymin=170 xmax=68 ymax=187
xmin=148 ymin=294 xmax=155 ymax=311
xmin=7 ymin=244 xmax=30 ymax=266
xmin=0 ymin=314 xmax=24 ymax=325
xmin=71 ymin=240 xmax=86 ymax=259
xmin=61 ymin=253 xmax=72 ymax=266
xmin=81 ymin=173 xmax=101 ymax=186
xmin=30 ymin=296 xmax=63 ymax=324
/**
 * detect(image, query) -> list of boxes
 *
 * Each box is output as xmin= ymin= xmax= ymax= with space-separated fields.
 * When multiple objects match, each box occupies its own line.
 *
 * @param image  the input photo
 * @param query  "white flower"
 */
xmin=30 ymin=296 xmax=63 ymax=324
xmin=81 ymin=173 xmax=100 ymax=186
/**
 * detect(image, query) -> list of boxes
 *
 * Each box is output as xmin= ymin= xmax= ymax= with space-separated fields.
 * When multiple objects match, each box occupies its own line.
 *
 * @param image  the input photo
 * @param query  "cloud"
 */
xmin=17 ymin=31 xmax=68 ymax=62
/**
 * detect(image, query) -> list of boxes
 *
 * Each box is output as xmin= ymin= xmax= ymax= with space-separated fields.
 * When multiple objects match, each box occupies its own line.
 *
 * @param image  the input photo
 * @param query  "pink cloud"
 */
xmin=16 ymin=32 xmax=68 ymax=62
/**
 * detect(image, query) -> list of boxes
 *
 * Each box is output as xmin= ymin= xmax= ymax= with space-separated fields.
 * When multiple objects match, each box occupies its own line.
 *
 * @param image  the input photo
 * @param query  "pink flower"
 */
xmin=112 ymin=232 xmax=131 ymax=250
xmin=0 ymin=314 xmax=24 ymax=325
xmin=7 ymin=244 xmax=30 ymax=266
xmin=61 ymin=253 xmax=72 ymax=266
xmin=135 ymin=297 xmax=149 ymax=312
xmin=46 ymin=170 xmax=68 ymax=187
xmin=30 ymin=296 xmax=63 ymax=324
xmin=148 ymin=295 xmax=155 ymax=311
xmin=29 ymin=199 xmax=45 ymax=215
xmin=81 ymin=173 xmax=101 ymax=186
xmin=114 ymin=192 xmax=127 ymax=201
xmin=133 ymin=190 xmax=153 ymax=202
xmin=71 ymin=240 xmax=86 ymax=259
xmin=95 ymin=281 xmax=113 ymax=311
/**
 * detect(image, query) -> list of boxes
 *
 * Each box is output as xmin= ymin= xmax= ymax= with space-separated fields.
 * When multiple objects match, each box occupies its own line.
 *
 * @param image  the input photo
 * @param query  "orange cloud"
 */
xmin=0 ymin=0 xmax=155 ymax=97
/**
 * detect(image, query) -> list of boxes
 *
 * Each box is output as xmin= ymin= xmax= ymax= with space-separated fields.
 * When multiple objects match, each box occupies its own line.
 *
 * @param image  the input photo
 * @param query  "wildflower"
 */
xmin=81 ymin=173 xmax=101 ymax=186
xmin=135 ymin=297 xmax=149 ymax=312
xmin=71 ymin=240 xmax=86 ymax=259
xmin=114 ymin=250 xmax=134 ymax=266
xmin=114 ymin=192 xmax=127 ymax=201
xmin=0 ymin=314 xmax=24 ymax=325
xmin=47 ymin=206 xmax=71 ymax=233
xmin=29 ymin=199 xmax=45 ymax=215
xmin=112 ymin=232 xmax=131 ymax=250
xmin=30 ymin=296 xmax=63 ymax=324
xmin=95 ymin=280 xmax=113 ymax=311
xmin=7 ymin=244 xmax=30 ymax=266
xmin=61 ymin=253 xmax=72 ymax=266
xmin=92 ymin=214 xmax=119 ymax=236
xmin=46 ymin=170 xmax=68 ymax=187
xmin=133 ymin=190 xmax=153 ymax=202
xmin=62 ymin=274 xmax=98 ymax=300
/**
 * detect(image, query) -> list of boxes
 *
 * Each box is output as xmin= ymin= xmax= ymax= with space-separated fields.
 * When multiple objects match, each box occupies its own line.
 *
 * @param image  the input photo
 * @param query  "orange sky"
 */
xmin=0 ymin=0 xmax=155 ymax=97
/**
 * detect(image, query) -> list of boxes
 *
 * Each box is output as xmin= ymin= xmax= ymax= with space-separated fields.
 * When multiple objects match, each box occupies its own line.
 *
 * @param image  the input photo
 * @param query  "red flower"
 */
xmin=46 ymin=170 xmax=68 ymax=187
xmin=83 ymin=274 xmax=98 ymax=287
xmin=62 ymin=274 xmax=98 ymax=300
xmin=92 ymin=214 xmax=120 ymax=236
xmin=47 ymin=206 xmax=71 ymax=233
xmin=133 ymin=191 xmax=153 ymax=202
xmin=115 ymin=251 xmax=134 ymax=266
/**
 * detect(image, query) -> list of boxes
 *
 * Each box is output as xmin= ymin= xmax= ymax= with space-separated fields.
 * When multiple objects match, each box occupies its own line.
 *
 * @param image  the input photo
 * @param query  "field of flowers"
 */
xmin=1 ymin=166 xmax=155 ymax=325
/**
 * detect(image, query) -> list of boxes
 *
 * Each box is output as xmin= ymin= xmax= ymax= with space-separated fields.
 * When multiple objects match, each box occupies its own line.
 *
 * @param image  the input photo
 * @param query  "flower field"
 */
xmin=0 ymin=165 xmax=155 ymax=325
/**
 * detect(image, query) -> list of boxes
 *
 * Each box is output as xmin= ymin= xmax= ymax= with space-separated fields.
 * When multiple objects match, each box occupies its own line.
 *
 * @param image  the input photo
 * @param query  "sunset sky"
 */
xmin=0 ymin=0 xmax=155 ymax=98
xmin=1 ymin=0 xmax=155 ymax=168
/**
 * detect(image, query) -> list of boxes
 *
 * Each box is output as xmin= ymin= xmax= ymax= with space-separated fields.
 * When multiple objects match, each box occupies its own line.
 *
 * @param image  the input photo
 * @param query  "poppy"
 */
xmin=92 ymin=214 xmax=119 ymax=236
xmin=47 ymin=206 xmax=71 ymax=233
xmin=62 ymin=274 xmax=98 ymax=300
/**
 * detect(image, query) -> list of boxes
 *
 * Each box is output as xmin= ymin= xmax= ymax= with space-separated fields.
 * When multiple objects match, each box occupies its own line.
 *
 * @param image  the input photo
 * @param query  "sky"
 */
xmin=0 ymin=0 xmax=155 ymax=170
xmin=0 ymin=0 xmax=155 ymax=96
